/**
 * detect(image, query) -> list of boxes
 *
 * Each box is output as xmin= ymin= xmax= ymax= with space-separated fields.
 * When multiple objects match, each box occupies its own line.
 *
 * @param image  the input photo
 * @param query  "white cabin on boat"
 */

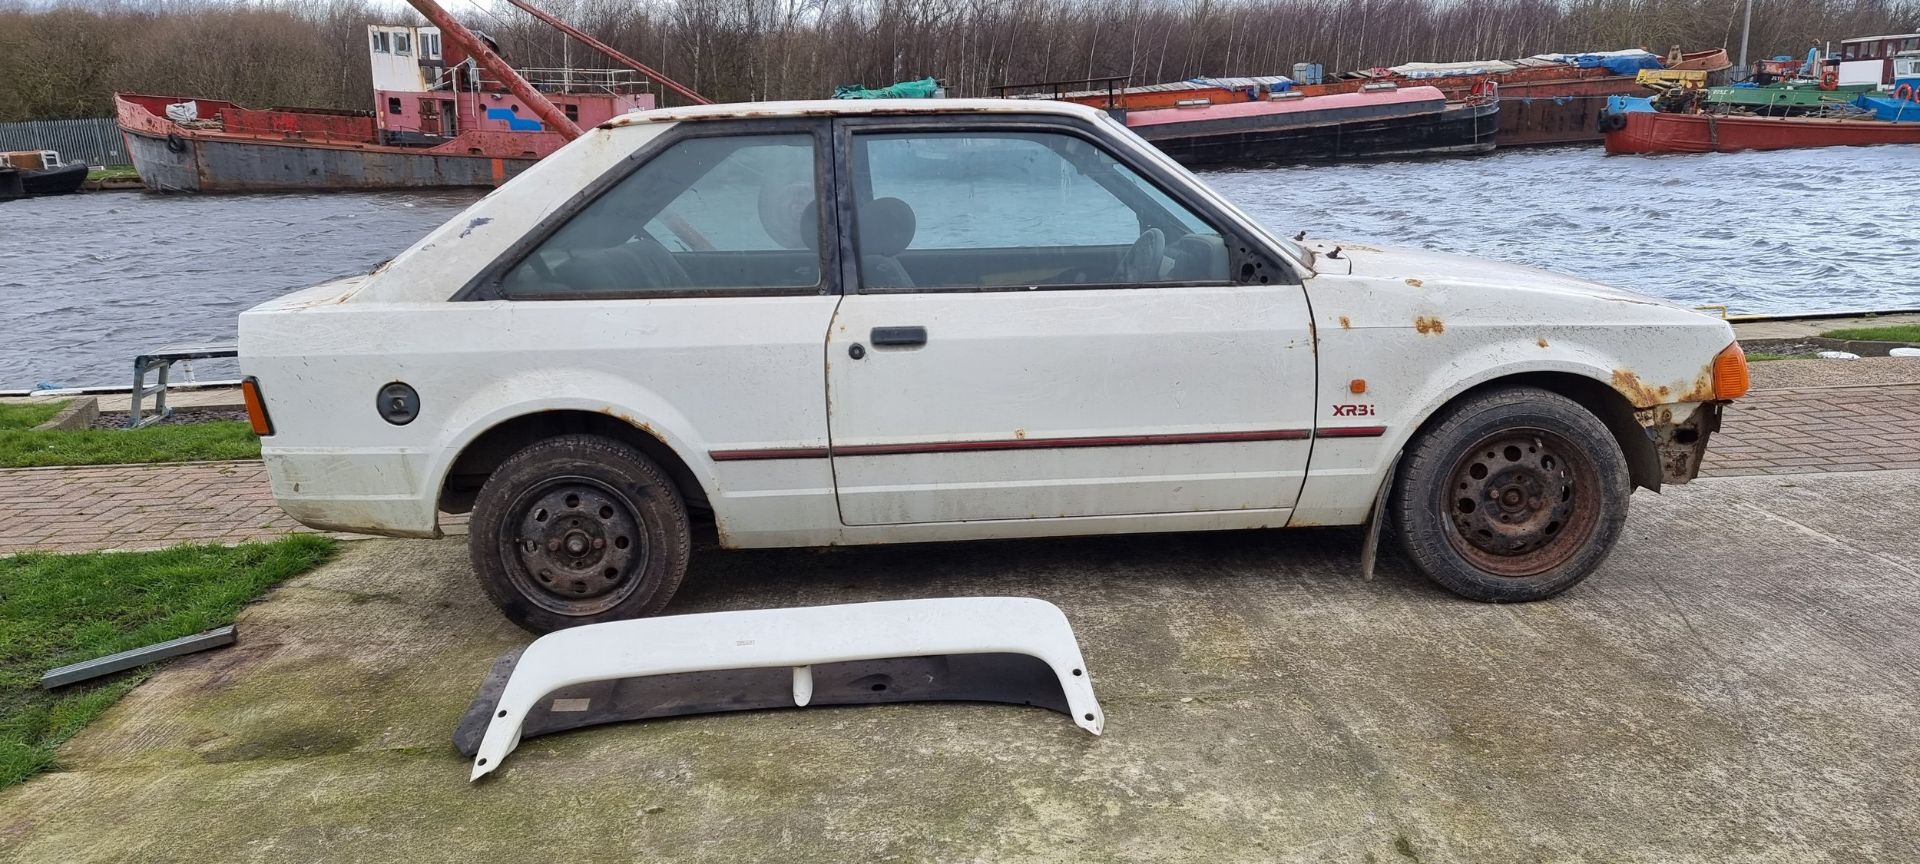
xmin=364 ymin=24 xmax=654 ymax=147
xmin=1837 ymin=33 xmax=1920 ymax=86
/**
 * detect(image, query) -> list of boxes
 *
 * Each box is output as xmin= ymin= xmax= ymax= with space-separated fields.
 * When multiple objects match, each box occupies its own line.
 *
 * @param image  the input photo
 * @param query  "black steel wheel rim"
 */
xmin=498 ymin=476 xmax=650 ymax=615
xmin=1441 ymin=427 xmax=1602 ymax=578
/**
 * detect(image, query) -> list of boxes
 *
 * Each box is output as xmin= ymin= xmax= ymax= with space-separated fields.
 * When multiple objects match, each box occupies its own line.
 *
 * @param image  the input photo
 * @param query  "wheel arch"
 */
xmin=1406 ymin=370 xmax=1662 ymax=492
xmin=438 ymin=409 xmax=712 ymax=516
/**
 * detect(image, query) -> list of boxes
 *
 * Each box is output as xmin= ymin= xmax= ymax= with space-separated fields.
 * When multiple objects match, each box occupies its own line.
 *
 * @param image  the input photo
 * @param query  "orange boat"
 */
xmin=1055 ymin=49 xmax=1731 ymax=148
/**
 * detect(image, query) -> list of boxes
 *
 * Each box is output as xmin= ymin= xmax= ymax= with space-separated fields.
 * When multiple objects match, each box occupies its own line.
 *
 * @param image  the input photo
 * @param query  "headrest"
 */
xmin=860 ymin=197 xmax=917 ymax=257
xmin=799 ymin=201 xmax=819 ymax=251
xmin=757 ymin=182 xmax=814 ymax=250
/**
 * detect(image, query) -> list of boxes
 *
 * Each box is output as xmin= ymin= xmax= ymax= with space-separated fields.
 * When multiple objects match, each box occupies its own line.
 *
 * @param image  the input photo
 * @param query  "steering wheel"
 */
xmin=1118 ymin=228 xmax=1166 ymax=283
xmin=658 ymin=211 xmax=715 ymax=252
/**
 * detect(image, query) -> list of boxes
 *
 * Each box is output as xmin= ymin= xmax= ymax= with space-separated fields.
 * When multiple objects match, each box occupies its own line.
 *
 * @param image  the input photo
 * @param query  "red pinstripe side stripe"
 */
xmin=708 ymin=446 xmax=831 ymax=462
xmin=830 ymin=428 xmax=1313 ymax=457
xmin=709 ymin=428 xmax=1319 ymax=461
xmin=709 ymin=427 xmax=1390 ymax=461
xmin=1313 ymin=426 xmax=1388 ymax=438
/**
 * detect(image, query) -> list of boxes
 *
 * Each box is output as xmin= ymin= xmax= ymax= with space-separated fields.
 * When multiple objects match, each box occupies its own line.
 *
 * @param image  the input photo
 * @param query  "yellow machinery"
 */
xmin=1637 ymin=69 xmax=1709 ymax=91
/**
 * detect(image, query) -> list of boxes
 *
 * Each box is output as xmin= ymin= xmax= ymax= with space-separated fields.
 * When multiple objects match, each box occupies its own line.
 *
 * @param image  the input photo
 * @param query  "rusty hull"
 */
xmin=122 ymin=126 xmax=538 ymax=193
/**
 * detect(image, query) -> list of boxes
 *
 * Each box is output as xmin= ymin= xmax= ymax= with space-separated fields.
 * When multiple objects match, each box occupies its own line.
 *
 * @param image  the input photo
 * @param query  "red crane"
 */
xmin=400 ymin=0 xmax=584 ymax=139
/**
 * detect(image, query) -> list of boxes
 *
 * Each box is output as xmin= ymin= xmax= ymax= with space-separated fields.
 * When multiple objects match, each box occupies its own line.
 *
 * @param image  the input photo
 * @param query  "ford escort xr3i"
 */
xmin=240 ymin=99 xmax=1748 ymax=633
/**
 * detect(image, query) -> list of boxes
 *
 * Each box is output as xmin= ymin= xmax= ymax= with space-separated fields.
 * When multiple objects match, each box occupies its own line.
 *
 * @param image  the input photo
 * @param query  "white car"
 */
xmin=240 ymin=99 xmax=1749 ymax=633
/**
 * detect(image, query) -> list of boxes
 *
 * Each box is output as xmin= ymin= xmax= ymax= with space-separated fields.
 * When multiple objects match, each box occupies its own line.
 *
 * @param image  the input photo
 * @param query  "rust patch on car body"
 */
xmin=1413 ymin=316 xmax=1444 ymax=335
xmin=1645 ymin=403 xmax=1722 ymax=485
xmin=1405 ymin=278 xmax=1423 ymax=288
xmin=1612 ymin=365 xmax=1717 ymax=408
xmin=1677 ymin=367 xmax=1719 ymax=403
xmin=603 ymin=103 xmax=1042 ymax=129
xmin=1338 ymin=315 xmax=1352 ymax=329
xmin=1609 ymin=369 xmax=1671 ymax=407
xmin=598 ymin=406 xmax=658 ymax=436
xmin=1537 ymin=338 xmax=1549 ymax=348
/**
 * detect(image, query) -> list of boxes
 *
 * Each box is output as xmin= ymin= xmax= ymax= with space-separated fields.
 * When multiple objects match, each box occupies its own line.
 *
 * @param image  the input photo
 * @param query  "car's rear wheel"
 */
xmin=1391 ymin=386 xmax=1630 ymax=602
xmin=469 ymin=434 xmax=690 ymax=633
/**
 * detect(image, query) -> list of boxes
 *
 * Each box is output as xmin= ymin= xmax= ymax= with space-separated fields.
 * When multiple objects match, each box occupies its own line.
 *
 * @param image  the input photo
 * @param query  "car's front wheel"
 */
xmin=469 ymin=434 xmax=691 ymax=633
xmin=1391 ymin=386 xmax=1630 ymax=602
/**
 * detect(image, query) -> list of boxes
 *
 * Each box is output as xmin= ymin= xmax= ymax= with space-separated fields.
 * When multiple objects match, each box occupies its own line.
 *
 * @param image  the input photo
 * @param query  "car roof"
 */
xmin=599 ymin=98 xmax=1110 ymax=129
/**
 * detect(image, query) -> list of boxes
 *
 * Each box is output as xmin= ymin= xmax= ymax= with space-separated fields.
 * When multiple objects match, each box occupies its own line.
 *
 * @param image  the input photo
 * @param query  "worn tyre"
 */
xmin=469 ymin=434 xmax=690 ymax=633
xmin=1391 ymin=386 xmax=1630 ymax=602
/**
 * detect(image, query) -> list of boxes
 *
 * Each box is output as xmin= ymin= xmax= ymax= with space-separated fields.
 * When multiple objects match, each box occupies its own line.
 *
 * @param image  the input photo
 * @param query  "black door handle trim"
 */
xmin=870 ymin=326 xmax=928 ymax=347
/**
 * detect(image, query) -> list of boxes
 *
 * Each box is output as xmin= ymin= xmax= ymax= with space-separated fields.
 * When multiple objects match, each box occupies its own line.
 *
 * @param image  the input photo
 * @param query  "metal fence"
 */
xmin=0 ymin=118 xmax=128 ymax=167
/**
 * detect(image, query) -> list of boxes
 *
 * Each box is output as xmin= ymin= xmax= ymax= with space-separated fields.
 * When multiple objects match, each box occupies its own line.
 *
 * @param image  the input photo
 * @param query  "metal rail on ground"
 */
xmin=40 ymin=626 xmax=237 ymax=689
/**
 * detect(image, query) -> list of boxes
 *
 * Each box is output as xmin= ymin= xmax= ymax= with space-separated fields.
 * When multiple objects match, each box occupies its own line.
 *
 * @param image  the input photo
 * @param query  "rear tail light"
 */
xmin=241 ymin=376 xmax=274 ymax=436
xmin=1712 ymin=342 xmax=1749 ymax=401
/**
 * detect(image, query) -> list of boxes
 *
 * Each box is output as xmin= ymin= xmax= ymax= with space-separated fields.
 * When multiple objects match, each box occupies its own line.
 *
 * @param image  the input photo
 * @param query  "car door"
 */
xmin=460 ymin=120 xmax=847 ymax=538
xmin=824 ymin=118 xmax=1317 ymax=526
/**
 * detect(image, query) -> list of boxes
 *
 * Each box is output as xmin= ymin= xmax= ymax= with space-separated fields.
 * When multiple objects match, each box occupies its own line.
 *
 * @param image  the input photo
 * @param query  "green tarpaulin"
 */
xmin=833 ymin=78 xmax=942 ymax=100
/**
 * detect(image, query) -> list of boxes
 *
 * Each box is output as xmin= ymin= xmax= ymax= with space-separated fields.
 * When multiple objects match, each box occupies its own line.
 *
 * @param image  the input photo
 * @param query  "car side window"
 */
xmin=850 ymin=130 xmax=1230 ymax=291
xmin=500 ymin=134 xmax=821 ymax=299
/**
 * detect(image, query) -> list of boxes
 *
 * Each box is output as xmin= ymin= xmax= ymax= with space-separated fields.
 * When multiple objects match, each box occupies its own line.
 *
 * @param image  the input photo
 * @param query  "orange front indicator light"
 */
xmin=241 ymin=376 xmax=274 ymax=436
xmin=1713 ymin=342 xmax=1750 ymax=401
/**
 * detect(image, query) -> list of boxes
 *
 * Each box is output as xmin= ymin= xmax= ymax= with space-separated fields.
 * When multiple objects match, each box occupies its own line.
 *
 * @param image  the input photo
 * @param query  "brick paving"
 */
xmin=0 ymin=461 xmax=320 ymax=555
xmin=1703 ymin=383 xmax=1920 ymax=478
xmin=0 ymin=382 xmax=1915 ymax=556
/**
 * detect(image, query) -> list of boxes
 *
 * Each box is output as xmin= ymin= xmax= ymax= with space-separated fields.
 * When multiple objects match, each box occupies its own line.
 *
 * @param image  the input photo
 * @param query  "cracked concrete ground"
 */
xmin=2 ymin=469 xmax=1916 ymax=863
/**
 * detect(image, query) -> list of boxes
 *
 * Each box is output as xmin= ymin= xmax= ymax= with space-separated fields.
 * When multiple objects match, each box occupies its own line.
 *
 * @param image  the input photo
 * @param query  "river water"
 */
xmin=2 ymin=144 xmax=1916 ymax=389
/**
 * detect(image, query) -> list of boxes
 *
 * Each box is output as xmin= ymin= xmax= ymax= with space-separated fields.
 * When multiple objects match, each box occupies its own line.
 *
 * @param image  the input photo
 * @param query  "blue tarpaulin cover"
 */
xmin=833 ymin=78 xmax=941 ymax=99
xmin=1572 ymin=53 xmax=1664 ymax=76
xmin=1531 ymin=49 xmax=1663 ymax=76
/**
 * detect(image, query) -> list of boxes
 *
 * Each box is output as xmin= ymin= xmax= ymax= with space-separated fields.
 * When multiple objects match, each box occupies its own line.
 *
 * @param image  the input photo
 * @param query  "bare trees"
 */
xmin=2 ymin=0 xmax=1914 ymax=121
xmin=0 ymin=0 xmax=378 ymax=121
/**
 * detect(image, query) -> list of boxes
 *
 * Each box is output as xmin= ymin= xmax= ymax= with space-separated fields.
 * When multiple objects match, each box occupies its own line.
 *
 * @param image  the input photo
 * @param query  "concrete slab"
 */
xmin=1745 ymin=356 xmax=1920 ymax=390
xmin=1732 ymin=311 xmax=1920 ymax=341
xmin=94 ymin=386 xmax=245 ymax=414
xmin=0 ymin=386 xmax=243 ymax=414
xmin=2 ymin=470 xmax=1917 ymax=863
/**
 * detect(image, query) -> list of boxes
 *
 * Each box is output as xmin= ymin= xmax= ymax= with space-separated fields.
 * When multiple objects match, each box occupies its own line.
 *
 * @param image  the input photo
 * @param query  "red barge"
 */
xmin=1604 ymin=109 xmax=1920 ymax=154
xmin=1054 ymin=49 xmax=1731 ymax=148
xmin=1602 ymin=35 xmax=1920 ymax=154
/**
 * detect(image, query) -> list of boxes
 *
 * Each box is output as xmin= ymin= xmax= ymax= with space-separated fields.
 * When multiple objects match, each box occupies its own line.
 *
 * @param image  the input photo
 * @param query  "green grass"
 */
xmin=0 ymin=402 xmax=63 ymax=428
xmin=0 ymin=401 xmax=260 ymax=467
xmin=0 ymin=536 xmax=336 ymax=789
xmin=1745 ymin=352 xmax=1813 ymax=361
xmin=1820 ymin=324 xmax=1920 ymax=344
